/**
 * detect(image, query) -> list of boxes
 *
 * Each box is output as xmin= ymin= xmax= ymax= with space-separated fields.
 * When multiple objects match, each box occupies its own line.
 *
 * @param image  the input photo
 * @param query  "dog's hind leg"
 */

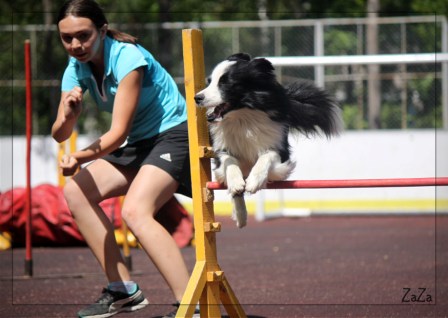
xmin=268 ymin=159 xmax=296 ymax=181
xmin=232 ymin=194 xmax=247 ymax=228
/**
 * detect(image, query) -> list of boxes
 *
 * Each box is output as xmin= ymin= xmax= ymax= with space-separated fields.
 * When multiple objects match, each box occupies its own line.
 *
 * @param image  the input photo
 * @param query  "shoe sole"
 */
xmin=79 ymin=296 xmax=149 ymax=318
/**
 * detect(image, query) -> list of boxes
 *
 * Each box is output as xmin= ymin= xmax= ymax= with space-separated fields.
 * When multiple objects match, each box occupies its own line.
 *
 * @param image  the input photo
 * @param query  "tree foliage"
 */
xmin=0 ymin=0 xmax=446 ymax=136
xmin=3 ymin=0 xmax=447 ymax=25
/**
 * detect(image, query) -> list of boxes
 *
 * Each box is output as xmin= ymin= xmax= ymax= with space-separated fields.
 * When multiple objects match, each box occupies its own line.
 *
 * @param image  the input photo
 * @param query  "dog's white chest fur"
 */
xmin=208 ymin=108 xmax=295 ymax=228
xmin=209 ymin=108 xmax=285 ymax=166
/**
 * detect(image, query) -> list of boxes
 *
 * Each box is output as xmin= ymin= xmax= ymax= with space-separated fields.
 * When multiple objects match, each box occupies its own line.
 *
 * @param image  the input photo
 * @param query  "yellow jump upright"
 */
xmin=178 ymin=29 xmax=247 ymax=318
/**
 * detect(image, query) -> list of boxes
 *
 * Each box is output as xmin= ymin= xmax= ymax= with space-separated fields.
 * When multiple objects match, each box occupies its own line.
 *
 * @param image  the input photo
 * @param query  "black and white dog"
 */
xmin=194 ymin=53 xmax=343 ymax=228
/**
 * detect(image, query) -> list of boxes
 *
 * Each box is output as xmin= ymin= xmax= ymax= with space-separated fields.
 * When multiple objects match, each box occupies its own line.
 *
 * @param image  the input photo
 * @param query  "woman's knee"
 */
xmin=63 ymin=179 xmax=96 ymax=212
xmin=63 ymin=180 xmax=80 ymax=208
xmin=121 ymin=202 xmax=156 ymax=231
xmin=121 ymin=204 xmax=138 ymax=225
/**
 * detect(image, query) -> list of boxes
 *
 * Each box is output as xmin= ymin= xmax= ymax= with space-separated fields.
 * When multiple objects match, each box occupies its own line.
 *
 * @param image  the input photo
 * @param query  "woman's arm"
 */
xmin=52 ymin=86 xmax=83 ymax=142
xmin=60 ymin=68 xmax=143 ymax=175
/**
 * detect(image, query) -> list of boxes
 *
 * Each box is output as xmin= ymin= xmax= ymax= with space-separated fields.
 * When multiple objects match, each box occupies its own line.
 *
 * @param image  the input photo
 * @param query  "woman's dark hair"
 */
xmin=57 ymin=0 xmax=138 ymax=44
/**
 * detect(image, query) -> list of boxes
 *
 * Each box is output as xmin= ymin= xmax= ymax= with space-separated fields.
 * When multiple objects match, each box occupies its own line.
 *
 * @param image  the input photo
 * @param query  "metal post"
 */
xmin=24 ymin=40 xmax=33 ymax=277
xmin=232 ymin=27 xmax=240 ymax=54
xmin=441 ymin=16 xmax=448 ymax=129
xmin=367 ymin=4 xmax=381 ymax=129
xmin=274 ymin=26 xmax=282 ymax=81
xmin=314 ymin=21 xmax=325 ymax=88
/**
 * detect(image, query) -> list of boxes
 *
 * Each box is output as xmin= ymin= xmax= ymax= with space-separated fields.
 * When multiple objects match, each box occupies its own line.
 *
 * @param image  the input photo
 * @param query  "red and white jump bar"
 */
xmin=207 ymin=177 xmax=448 ymax=190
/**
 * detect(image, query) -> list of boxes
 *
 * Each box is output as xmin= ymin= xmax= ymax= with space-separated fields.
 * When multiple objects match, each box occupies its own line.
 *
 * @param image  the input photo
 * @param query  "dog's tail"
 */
xmin=231 ymin=194 xmax=247 ymax=228
xmin=285 ymin=80 xmax=343 ymax=138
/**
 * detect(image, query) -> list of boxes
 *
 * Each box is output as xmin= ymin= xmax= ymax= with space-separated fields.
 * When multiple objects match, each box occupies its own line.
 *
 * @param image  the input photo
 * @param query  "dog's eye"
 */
xmin=206 ymin=77 xmax=211 ymax=85
xmin=218 ymin=73 xmax=229 ymax=85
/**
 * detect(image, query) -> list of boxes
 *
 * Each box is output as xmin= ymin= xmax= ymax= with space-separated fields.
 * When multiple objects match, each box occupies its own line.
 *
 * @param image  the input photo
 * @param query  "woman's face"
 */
xmin=58 ymin=15 xmax=106 ymax=64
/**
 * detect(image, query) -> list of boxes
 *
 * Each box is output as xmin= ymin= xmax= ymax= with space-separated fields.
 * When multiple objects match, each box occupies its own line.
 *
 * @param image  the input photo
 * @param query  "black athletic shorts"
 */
xmin=102 ymin=121 xmax=191 ymax=197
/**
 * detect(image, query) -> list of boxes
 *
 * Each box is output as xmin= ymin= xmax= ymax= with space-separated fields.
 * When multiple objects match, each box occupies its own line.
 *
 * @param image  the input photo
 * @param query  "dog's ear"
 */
xmin=227 ymin=53 xmax=251 ymax=61
xmin=249 ymin=58 xmax=275 ymax=73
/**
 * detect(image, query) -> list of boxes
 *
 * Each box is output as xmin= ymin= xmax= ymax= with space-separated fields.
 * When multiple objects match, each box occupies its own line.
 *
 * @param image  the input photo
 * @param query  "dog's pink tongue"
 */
xmin=207 ymin=106 xmax=223 ymax=122
xmin=207 ymin=112 xmax=217 ymax=122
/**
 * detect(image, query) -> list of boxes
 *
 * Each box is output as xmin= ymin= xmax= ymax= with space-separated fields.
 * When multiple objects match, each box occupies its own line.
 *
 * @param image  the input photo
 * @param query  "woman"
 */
xmin=53 ymin=1 xmax=197 ymax=317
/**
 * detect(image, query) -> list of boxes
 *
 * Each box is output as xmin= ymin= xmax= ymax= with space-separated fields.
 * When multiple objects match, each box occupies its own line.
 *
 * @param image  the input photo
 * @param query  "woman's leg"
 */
xmin=121 ymin=164 xmax=190 ymax=302
xmin=63 ymin=159 xmax=136 ymax=283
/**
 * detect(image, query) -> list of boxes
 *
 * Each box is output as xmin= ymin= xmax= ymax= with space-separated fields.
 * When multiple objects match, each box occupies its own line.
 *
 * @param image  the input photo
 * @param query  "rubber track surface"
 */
xmin=1 ymin=215 xmax=447 ymax=317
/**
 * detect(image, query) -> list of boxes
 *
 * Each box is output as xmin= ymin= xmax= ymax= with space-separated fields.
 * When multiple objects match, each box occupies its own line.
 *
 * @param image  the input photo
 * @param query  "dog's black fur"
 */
xmin=195 ymin=53 xmax=343 ymax=227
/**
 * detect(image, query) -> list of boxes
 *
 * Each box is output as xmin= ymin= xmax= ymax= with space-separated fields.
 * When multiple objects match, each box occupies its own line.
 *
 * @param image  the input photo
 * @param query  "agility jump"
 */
xmin=179 ymin=28 xmax=448 ymax=318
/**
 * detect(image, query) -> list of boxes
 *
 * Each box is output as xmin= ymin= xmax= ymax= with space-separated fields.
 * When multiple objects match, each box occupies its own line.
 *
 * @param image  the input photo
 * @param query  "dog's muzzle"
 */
xmin=194 ymin=93 xmax=231 ymax=122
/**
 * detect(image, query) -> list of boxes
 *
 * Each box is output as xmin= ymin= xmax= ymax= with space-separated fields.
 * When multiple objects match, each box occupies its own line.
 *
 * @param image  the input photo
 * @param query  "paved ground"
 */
xmin=1 ymin=215 xmax=447 ymax=317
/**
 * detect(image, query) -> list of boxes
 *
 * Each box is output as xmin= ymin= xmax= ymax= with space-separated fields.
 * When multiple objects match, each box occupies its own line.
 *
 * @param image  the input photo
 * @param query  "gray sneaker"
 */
xmin=77 ymin=286 xmax=149 ymax=318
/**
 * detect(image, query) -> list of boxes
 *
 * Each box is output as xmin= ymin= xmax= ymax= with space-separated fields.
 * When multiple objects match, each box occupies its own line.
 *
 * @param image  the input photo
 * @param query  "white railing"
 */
xmin=265 ymin=53 xmax=448 ymax=66
xmin=265 ymin=53 xmax=448 ymax=129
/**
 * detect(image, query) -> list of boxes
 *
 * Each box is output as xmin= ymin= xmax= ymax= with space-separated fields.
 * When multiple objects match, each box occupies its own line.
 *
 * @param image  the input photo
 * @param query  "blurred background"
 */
xmin=1 ymin=0 xmax=447 ymax=216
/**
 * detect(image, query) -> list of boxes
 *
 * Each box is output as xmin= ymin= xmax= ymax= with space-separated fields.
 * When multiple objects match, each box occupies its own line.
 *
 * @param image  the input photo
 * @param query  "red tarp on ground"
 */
xmin=0 ymin=184 xmax=193 ymax=248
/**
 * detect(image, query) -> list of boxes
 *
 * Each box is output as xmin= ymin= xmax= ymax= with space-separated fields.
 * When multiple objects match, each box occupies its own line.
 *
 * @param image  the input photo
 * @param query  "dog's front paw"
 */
xmin=227 ymin=176 xmax=246 ymax=196
xmin=245 ymin=172 xmax=267 ymax=194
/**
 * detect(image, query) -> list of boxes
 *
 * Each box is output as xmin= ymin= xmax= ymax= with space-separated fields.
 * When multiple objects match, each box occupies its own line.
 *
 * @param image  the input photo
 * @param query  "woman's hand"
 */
xmin=63 ymin=86 xmax=83 ymax=120
xmin=60 ymin=154 xmax=79 ymax=176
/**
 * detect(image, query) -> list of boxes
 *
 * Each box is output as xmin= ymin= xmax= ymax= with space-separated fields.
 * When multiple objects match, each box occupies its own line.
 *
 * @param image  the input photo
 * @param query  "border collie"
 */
xmin=194 ymin=53 xmax=343 ymax=228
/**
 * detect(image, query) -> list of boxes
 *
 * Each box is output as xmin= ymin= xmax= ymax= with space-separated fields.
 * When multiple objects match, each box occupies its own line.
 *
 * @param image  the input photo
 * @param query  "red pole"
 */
xmin=207 ymin=177 xmax=448 ymax=190
xmin=24 ymin=40 xmax=33 ymax=277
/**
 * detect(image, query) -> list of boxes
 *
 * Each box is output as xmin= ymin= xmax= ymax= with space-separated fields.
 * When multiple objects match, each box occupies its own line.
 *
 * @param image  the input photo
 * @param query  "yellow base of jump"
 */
xmin=178 ymin=29 xmax=247 ymax=318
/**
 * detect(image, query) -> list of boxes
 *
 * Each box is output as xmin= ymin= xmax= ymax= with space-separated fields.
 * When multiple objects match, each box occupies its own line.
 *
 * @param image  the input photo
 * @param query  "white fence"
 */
xmin=266 ymin=53 xmax=448 ymax=129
